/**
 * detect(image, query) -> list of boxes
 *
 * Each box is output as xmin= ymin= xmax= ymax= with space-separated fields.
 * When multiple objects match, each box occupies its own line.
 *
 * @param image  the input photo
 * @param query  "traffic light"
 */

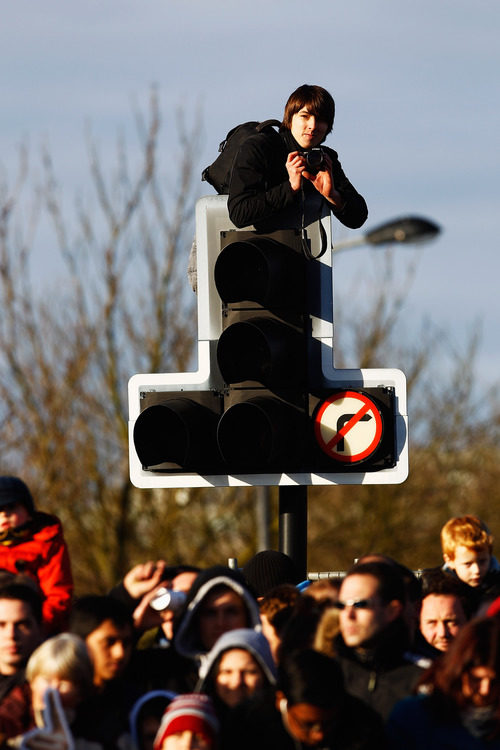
xmin=128 ymin=196 xmax=408 ymax=488
xmin=214 ymin=229 xmax=309 ymax=473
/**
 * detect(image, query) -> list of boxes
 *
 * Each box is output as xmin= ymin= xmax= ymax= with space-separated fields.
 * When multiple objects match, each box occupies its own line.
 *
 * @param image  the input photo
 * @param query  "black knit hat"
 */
xmin=0 ymin=477 xmax=35 ymax=515
xmin=243 ymin=550 xmax=300 ymax=597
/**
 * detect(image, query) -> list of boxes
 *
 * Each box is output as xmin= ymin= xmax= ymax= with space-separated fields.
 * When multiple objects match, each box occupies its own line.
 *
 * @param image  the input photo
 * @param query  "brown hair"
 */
xmin=259 ymin=583 xmax=300 ymax=621
xmin=282 ymin=84 xmax=335 ymax=135
xmin=441 ymin=515 xmax=493 ymax=560
xmin=313 ymin=606 xmax=340 ymax=658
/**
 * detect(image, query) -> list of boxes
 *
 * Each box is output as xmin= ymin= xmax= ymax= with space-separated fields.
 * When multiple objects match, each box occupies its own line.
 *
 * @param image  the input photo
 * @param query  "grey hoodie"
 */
xmin=197 ymin=628 xmax=277 ymax=691
xmin=174 ymin=568 xmax=262 ymax=668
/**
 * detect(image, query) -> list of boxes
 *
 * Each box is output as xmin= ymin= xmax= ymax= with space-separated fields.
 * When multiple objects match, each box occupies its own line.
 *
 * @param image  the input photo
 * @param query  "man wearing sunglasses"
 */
xmin=334 ymin=561 xmax=424 ymax=721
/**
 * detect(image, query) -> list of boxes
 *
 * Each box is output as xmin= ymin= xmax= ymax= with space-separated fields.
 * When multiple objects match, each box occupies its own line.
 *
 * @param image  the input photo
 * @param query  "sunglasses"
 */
xmin=334 ymin=598 xmax=376 ymax=610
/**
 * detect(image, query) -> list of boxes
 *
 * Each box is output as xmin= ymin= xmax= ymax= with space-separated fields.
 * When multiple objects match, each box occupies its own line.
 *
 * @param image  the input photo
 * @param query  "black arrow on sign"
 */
xmin=336 ymin=413 xmax=372 ymax=452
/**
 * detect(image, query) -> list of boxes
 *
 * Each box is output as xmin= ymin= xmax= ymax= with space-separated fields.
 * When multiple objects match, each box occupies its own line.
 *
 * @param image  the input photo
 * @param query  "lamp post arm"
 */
xmin=333 ymin=215 xmax=441 ymax=256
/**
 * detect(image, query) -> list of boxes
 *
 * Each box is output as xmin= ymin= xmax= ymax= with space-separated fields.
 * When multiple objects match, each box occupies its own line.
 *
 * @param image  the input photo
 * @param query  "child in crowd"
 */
xmin=441 ymin=515 xmax=500 ymax=608
xmin=154 ymin=694 xmax=219 ymax=750
xmin=0 ymin=476 xmax=73 ymax=633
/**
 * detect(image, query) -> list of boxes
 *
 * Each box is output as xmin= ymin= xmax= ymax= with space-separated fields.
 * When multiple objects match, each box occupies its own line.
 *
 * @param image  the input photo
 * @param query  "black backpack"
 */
xmin=201 ymin=119 xmax=281 ymax=195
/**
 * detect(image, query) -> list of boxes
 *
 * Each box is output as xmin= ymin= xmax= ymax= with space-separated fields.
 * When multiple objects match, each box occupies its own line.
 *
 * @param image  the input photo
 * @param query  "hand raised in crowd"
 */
xmin=123 ymin=560 xmax=167 ymax=600
xmin=132 ymin=584 xmax=171 ymax=632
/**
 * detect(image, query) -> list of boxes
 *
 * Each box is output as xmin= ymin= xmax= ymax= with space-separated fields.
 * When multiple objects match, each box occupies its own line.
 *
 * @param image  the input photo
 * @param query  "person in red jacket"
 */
xmin=0 ymin=476 xmax=73 ymax=633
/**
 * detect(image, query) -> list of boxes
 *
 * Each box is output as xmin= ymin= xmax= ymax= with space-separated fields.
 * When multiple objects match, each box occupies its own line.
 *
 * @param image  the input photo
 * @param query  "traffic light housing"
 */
xmin=129 ymin=196 xmax=408 ymax=487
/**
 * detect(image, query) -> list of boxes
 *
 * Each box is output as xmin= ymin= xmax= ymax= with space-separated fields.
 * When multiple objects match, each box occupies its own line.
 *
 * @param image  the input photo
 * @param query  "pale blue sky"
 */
xmin=1 ymin=1 xmax=499 ymax=384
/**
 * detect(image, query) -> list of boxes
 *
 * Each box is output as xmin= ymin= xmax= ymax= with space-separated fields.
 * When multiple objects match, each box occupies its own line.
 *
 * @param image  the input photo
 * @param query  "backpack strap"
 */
xmin=255 ymin=119 xmax=282 ymax=132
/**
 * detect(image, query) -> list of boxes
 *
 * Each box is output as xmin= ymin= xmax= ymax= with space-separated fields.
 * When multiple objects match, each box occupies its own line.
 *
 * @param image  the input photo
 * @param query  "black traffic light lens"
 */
xmin=217 ymin=317 xmax=306 ymax=388
xmin=217 ymin=397 xmax=305 ymax=470
xmin=214 ymin=238 xmax=305 ymax=309
xmin=133 ymin=398 xmax=219 ymax=470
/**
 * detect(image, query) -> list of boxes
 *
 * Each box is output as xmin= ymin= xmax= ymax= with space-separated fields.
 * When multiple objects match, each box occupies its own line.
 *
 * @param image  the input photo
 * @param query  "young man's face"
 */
xmin=0 ymin=599 xmax=41 ymax=675
xmin=445 ymin=545 xmax=491 ymax=587
xmin=85 ymin=619 xmax=133 ymax=686
xmin=419 ymin=593 xmax=466 ymax=652
xmin=290 ymin=108 xmax=328 ymax=150
xmin=338 ymin=574 xmax=402 ymax=650
xmin=0 ymin=502 xmax=31 ymax=532
xmin=198 ymin=588 xmax=248 ymax=651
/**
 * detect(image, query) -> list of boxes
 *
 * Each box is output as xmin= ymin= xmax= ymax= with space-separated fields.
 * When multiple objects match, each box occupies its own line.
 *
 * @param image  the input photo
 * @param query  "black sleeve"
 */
xmin=326 ymin=148 xmax=368 ymax=230
xmin=227 ymin=134 xmax=299 ymax=229
xmin=228 ymin=135 xmax=368 ymax=232
xmin=108 ymin=581 xmax=138 ymax=610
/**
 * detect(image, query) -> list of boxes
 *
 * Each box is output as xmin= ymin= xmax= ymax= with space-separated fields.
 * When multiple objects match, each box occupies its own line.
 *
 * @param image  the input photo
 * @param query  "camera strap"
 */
xmin=300 ymin=185 xmax=328 ymax=261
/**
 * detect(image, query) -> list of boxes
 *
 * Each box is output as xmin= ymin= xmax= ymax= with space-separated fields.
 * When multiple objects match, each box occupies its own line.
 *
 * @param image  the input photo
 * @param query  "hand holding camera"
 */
xmin=297 ymin=147 xmax=326 ymax=174
xmin=287 ymin=149 xmax=344 ymax=210
xmin=286 ymin=148 xmax=329 ymax=193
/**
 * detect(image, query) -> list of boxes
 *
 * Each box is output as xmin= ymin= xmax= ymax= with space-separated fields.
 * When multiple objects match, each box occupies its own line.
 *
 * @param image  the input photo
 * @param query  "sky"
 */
xmin=1 ymin=0 xmax=499 ymax=389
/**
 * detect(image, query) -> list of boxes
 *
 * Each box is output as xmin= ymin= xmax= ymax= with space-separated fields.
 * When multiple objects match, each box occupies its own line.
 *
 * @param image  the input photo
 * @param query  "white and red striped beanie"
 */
xmin=154 ymin=694 xmax=219 ymax=750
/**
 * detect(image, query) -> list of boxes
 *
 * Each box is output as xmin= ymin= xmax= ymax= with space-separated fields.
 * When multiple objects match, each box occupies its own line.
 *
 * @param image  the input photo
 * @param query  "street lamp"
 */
xmin=333 ymin=215 xmax=441 ymax=254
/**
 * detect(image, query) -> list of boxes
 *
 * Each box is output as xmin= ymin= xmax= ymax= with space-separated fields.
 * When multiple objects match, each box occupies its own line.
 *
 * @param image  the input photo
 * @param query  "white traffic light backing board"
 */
xmin=128 ymin=196 xmax=408 ymax=487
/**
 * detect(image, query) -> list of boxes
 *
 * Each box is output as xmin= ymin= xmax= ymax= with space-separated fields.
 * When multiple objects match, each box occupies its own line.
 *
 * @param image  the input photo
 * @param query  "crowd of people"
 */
xmin=1 ymin=476 xmax=500 ymax=749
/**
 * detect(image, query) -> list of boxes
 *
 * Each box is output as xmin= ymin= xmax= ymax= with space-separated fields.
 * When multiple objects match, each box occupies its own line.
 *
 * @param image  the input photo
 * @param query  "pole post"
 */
xmin=256 ymin=486 xmax=271 ymax=551
xmin=278 ymin=485 xmax=308 ymax=580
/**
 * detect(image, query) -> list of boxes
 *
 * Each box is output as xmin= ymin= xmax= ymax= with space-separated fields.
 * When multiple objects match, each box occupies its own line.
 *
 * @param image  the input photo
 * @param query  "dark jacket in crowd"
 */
xmin=437 ymin=559 xmax=500 ymax=616
xmin=388 ymin=694 xmax=500 ymax=750
xmin=335 ymin=620 xmax=424 ymax=721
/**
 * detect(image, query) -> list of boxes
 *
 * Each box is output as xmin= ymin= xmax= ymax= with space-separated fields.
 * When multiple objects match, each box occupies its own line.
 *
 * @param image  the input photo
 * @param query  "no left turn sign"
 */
xmin=314 ymin=390 xmax=384 ymax=464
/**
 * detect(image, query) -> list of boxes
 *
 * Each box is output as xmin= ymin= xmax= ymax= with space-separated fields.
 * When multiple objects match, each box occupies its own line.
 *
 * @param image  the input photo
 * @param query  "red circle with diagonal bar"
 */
xmin=314 ymin=390 xmax=383 ymax=463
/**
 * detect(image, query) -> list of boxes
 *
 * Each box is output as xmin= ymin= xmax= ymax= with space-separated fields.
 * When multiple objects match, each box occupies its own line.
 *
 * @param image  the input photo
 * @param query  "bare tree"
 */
xmin=0 ymin=91 xmax=207 ymax=590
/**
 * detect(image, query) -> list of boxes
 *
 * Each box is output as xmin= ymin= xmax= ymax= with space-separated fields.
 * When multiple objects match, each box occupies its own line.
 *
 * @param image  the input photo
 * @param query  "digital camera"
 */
xmin=299 ymin=147 xmax=326 ymax=174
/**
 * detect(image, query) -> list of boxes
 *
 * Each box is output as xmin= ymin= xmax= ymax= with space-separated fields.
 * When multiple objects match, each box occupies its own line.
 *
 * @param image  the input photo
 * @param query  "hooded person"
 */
xmin=196 ymin=628 xmax=276 ymax=722
xmin=173 ymin=566 xmax=261 ymax=685
xmin=125 ymin=690 xmax=177 ymax=750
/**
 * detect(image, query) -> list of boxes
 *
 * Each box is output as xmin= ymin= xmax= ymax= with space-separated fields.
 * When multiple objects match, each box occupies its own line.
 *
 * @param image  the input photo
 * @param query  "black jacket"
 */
xmin=227 ymin=129 xmax=368 ymax=233
xmin=335 ymin=620 xmax=424 ymax=721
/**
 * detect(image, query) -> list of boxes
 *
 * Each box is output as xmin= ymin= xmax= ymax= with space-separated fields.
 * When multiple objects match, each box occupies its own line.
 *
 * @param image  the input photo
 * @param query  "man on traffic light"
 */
xmin=228 ymin=84 xmax=367 ymax=233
